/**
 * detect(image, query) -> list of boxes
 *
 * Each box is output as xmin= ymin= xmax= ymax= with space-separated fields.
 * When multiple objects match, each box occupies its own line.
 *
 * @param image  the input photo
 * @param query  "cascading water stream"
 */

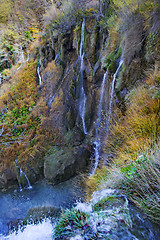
xmin=79 ymin=18 xmax=87 ymax=135
xmin=90 ymin=71 xmax=108 ymax=176
xmin=15 ymin=159 xmax=32 ymax=190
xmin=16 ymin=47 xmax=29 ymax=71
xmin=37 ymin=65 xmax=42 ymax=86
xmin=47 ymin=95 xmax=55 ymax=108
xmin=18 ymin=46 xmax=25 ymax=63
xmin=90 ymin=59 xmax=123 ymax=175
xmin=106 ymin=59 xmax=123 ymax=133
xmin=20 ymin=170 xmax=32 ymax=190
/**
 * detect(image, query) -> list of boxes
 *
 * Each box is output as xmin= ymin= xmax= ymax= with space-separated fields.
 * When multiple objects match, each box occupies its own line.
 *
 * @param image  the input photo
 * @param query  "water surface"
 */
xmin=0 ymin=177 xmax=85 ymax=235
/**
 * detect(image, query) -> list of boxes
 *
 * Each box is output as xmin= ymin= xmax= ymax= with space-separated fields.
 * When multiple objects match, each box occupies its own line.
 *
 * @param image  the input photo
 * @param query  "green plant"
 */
xmin=54 ymin=208 xmax=89 ymax=238
xmin=105 ymin=47 xmax=122 ymax=72
xmin=25 ymin=31 xmax=33 ymax=41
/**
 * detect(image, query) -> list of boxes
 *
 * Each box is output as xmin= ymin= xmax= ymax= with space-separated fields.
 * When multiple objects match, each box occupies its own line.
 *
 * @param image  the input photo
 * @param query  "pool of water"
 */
xmin=0 ymin=177 xmax=85 ymax=235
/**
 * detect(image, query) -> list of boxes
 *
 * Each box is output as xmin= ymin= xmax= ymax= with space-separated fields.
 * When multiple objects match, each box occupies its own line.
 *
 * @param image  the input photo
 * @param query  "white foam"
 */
xmin=2 ymin=219 xmax=53 ymax=240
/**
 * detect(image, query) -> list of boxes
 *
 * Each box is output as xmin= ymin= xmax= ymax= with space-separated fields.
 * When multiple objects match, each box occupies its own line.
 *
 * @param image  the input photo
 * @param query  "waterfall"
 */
xmin=106 ymin=59 xmax=123 ymax=132
xmin=55 ymin=51 xmax=61 ymax=64
xmin=79 ymin=18 xmax=87 ymax=135
xmin=47 ymin=95 xmax=55 ymax=108
xmin=20 ymin=169 xmax=32 ymax=190
xmin=90 ymin=71 xmax=108 ymax=176
xmin=37 ymin=65 xmax=42 ymax=85
xmin=90 ymin=59 xmax=123 ymax=175
xmin=15 ymin=159 xmax=32 ymax=190
xmin=18 ymin=46 xmax=25 ymax=63
xmin=16 ymin=46 xmax=27 ymax=71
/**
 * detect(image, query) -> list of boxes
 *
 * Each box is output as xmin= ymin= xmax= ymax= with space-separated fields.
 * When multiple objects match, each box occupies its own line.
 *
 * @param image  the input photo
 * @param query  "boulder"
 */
xmin=44 ymin=145 xmax=90 ymax=185
xmin=24 ymin=206 xmax=62 ymax=224
xmin=0 ymin=165 xmax=17 ymax=189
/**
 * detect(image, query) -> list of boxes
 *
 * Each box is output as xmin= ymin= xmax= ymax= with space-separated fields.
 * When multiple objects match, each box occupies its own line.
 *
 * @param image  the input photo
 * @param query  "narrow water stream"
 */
xmin=37 ymin=66 xmax=42 ymax=86
xmin=79 ymin=18 xmax=87 ymax=135
xmin=106 ymin=59 xmax=123 ymax=133
xmin=90 ymin=71 xmax=108 ymax=176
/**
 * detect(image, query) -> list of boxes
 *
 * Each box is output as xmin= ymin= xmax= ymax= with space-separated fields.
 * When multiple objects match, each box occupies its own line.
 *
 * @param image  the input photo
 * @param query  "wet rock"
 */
xmin=44 ymin=145 xmax=90 ymax=185
xmin=64 ymin=127 xmax=85 ymax=146
xmin=24 ymin=206 xmax=62 ymax=224
xmin=7 ymin=219 xmax=23 ymax=232
xmin=0 ymin=165 xmax=17 ymax=189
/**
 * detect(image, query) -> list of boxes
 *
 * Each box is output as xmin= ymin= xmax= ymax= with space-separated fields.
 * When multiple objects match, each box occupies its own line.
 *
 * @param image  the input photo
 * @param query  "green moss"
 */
xmin=69 ymin=79 xmax=76 ymax=99
xmin=60 ymin=42 xmax=63 ymax=61
xmin=83 ymin=8 xmax=98 ymax=17
xmin=93 ymin=194 xmax=124 ymax=212
xmin=105 ymin=47 xmax=122 ymax=72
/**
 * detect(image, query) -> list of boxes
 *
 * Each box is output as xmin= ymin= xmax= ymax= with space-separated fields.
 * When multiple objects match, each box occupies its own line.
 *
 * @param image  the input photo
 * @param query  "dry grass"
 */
xmin=106 ymin=77 xmax=160 ymax=165
xmin=120 ymin=143 xmax=160 ymax=223
xmin=0 ymin=60 xmax=62 ymax=167
xmin=84 ymin=167 xmax=109 ymax=199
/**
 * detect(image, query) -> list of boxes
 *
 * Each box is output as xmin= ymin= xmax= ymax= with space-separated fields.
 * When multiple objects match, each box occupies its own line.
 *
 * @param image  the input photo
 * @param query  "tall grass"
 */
xmin=106 ymin=76 xmax=160 ymax=165
xmin=120 ymin=144 xmax=160 ymax=223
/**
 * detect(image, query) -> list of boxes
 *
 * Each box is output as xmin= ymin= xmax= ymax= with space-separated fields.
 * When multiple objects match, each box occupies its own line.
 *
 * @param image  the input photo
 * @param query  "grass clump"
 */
xmin=120 ymin=145 xmax=160 ymax=223
xmin=54 ymin=208 xmax=89 ymax=239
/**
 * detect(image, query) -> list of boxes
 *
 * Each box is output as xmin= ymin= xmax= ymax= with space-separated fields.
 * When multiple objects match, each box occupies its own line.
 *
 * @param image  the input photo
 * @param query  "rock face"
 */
xmin=0 ymin=165 xmax=17 ymax=189
xmin=44 ymin=145 xmax=90 ymax=185
xmin=0 ymin=8 xmax=150 ymax=189
xmin=40 ymin=17 xmax=105 ymax=185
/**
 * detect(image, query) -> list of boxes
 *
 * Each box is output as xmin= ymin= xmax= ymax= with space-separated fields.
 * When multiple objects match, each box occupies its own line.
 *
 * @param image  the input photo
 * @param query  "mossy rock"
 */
xmin=105 ymin=48 xmax=122 ymax=73
xmin=93 ymin=194 xmax=126 ymax=212
xmin=64 ymin=127 xmax=85 ymax=146
xmin=24 ymin=206 xmax=62 ymax=224
xmin=44 ymin=145 xmax=90 ymax=185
